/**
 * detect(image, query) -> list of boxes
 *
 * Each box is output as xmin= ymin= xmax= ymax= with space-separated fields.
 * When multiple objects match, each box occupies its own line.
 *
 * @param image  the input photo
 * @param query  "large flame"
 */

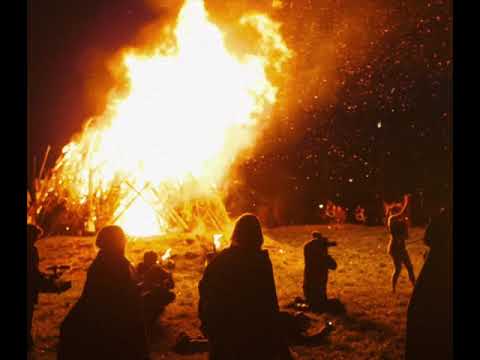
xmin=53 ymin=0 xmax=290 ymax=237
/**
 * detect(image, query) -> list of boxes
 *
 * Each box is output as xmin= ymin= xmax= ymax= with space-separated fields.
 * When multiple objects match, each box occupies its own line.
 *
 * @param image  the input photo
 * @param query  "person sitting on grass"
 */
xmin=58 ymin=225 xmax=148 ymax=360
xmin=303 ymin=231 xmax=338 ymax=312
xmin=136 ymin=251 xmax=176 ymax=333
xmin=198 ymin=213 xmax=293 ymax=360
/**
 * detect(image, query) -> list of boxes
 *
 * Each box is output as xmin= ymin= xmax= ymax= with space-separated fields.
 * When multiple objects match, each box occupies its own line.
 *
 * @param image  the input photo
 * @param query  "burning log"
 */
xmin=110 ymin=182 xmax=150 ymax=226
xmin=38 ymin=145 xmax=51 ymax=181
xmin=149 ymin=185 xmax=189 ymax=232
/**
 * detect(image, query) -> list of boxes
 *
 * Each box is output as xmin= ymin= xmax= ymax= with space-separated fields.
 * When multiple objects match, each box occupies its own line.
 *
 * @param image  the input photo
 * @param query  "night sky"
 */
xmin=28 ymin=0 xmax=452 ymax=223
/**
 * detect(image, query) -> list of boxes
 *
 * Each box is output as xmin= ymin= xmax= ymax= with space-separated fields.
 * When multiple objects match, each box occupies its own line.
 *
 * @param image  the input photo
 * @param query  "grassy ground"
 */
xmin=32 ymin=224 xmax=427 ymax=359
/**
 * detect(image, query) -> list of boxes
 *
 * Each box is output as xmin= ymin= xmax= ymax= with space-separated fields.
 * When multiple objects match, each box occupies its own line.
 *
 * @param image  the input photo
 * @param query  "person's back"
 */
xmin=58 ymin=226 xmax=147 ymax=360
xmin=406 ymin=208 xmax=452 ymax=360
xmin=198 ymin=213 xmax=290 ymax=360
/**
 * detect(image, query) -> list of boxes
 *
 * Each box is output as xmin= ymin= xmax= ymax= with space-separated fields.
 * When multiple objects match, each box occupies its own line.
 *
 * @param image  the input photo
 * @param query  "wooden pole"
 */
xmin=150 ymin=185 xmax=189 ymax=231
xmin=110 ymin=182 xmax=149 ymax=225
xmin=38 ymin=145 xmax=51 ymax=180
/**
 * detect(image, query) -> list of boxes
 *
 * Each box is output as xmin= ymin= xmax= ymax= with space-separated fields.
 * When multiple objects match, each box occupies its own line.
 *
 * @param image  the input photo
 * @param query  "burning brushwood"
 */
xmin=28 ymin=0 xmax=290 ymax=239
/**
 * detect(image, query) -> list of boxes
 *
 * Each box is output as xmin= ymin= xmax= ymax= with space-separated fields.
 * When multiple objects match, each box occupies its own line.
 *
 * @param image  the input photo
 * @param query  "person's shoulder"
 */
xmin=304 ymin=239 xmax=315 ymax=248
xmin=204 ymin=248 xmax=232 ymax=270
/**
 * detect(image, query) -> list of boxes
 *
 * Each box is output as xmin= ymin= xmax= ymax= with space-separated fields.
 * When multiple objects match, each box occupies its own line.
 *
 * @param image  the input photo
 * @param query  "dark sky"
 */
xmin=27 ymin=0 xmax=157 ymax=175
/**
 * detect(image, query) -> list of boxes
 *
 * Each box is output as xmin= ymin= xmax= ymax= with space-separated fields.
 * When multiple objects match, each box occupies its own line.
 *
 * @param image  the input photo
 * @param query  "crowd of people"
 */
xmin=27 ymin=204 xmax=452 ymax=360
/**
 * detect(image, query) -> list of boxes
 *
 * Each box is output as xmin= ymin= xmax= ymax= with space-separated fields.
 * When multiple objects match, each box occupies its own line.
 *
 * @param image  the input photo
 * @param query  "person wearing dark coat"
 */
xmin=136 ymin=251 xmax=176 ymax=333
xmin=198 ymin=213 xmax=293 ymax=360
xmin=58 ymin=225 xmax=149 ymax=360
xmin=405 ymin=207 xmax=452 ymax=360
xmin=27 ymin=224 xmax=70 ymax=353
xmin=303 ymin=231 xmax=337 ymax=311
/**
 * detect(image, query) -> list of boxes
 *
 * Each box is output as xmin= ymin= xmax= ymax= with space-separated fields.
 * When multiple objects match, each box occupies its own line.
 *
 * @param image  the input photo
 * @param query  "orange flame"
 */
xmin=54 ymin=0 xmax=291 ymax=237
xmin=213 ymin=233 xmax=223 ymax=251
xmin=161 ymin=247 xmax=172 ymax=262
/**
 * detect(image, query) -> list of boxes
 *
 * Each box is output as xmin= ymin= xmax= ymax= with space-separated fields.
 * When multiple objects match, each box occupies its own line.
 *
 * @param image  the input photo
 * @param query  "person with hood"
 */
xmin=58 ymin=225 xmax=149 ymax=360
xmin=405 ymin=207 xmax=452 ymax=360
xmin=136 ymin=251 xmax=176 ymax=334
xmin=303 ymin=231 xmax=337 ymax=311
xmin=198 ymin=213 xmax=292 ymax=360
xmin=27 ymin=224 xmax=70 ymax=353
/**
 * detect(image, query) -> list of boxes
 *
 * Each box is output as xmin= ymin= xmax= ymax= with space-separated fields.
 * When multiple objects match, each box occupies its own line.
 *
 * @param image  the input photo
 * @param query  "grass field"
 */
xmin=32 ymin=224 xmax=427 ymax=359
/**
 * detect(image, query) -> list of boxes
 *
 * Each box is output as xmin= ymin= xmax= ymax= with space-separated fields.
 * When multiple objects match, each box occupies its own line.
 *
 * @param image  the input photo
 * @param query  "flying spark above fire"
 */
xmin=51 ymin=0 xmax=291 ymax=237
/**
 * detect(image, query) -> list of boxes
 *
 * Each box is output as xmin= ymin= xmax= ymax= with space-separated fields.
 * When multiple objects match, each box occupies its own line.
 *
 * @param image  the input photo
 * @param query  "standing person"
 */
xmin=303 ymin=232 xmax=337 ymax=311
xmin=58 ymin=225 xmax=148 ymax=360
xmin=405 ymin=208 xmax=452 ymax=360
xmin=198 ymin=213 xmax=292 ymax=360
xmin=27 ymin=224 xmax=70 ymax=354
xmin=387 ymin=194 xmax=416 ymax=293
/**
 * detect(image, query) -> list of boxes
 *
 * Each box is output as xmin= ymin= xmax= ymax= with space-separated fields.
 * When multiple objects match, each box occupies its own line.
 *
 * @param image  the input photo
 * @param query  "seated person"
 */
xmin=137 ymin=251 xmax=176 ymax=330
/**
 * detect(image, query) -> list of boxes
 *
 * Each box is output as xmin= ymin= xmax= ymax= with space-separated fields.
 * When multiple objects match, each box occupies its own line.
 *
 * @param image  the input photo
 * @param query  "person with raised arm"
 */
xmin=386 ymin=194 xmax=415 ymax=293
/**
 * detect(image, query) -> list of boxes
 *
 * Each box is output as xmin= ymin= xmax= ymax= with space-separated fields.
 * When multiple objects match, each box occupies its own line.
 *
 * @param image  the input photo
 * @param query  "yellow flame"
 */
xmin=55 ymin=0 xmax=290 ymax=237
xmin=213 ymin=233 xmax=223 ymax=250
xmin=162 ymin=247 xmax=172 ymax=262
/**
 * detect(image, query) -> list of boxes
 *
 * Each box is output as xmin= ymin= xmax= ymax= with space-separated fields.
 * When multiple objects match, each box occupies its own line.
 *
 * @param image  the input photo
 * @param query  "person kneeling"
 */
xmin=303 ymin=232 xmax=338 ymax=313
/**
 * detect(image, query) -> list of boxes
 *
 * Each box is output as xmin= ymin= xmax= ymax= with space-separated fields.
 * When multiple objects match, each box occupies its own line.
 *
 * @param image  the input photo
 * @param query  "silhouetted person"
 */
xmin=58 ymin=225 xmax=148 ymax=360
xmin=387 ymin=194 xmax=415 ymax=293
xmin=136 ymin=251 xmax=158 ymax=278
xmin=199 ymin=213 xmax=292 ymax=360
xmin=27 ymin=224 xmax=70 ymax=353
xmin=405 ymin=208 xmax=452 ymax=360
xmin=303 ymin=232 xmax=337 ymax=311
xmin=136 ymin=251 xmax=175 ymax=333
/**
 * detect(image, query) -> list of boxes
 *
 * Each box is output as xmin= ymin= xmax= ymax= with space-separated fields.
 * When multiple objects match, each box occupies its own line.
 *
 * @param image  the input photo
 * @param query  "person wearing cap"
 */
xmin=27 ymin=224 xmax=70 ymax=354
xmin=198 ymin=213 xmax=293 ymax=359
xmin=303 ymin=231 xmax=337 ymax=311
xmin=58 ymin=225 xmax=149 ymax=360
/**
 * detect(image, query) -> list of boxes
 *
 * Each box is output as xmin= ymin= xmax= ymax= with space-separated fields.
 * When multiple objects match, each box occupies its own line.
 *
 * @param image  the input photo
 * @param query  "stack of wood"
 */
xmin=29 ymin=145 xmax=231 ymax=237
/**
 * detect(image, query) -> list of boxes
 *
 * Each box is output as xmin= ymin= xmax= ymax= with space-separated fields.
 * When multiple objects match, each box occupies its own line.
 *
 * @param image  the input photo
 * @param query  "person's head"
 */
xmin=95 ymin=225 xmax=127 ymax=256
xmin=144 ymin=251 xmax=158 ymax=267
xmin=231 ymin=213 xmax=264 ymax=250
xmin=312 ymin=231 xmax=336 ymax=248
xmin=27 ymin=224 xmax=43 ymax=244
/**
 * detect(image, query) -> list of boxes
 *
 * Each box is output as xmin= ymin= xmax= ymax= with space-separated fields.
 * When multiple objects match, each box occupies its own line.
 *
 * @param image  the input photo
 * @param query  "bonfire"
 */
xmin=29 ymin=0 xmax=291 ymax=239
